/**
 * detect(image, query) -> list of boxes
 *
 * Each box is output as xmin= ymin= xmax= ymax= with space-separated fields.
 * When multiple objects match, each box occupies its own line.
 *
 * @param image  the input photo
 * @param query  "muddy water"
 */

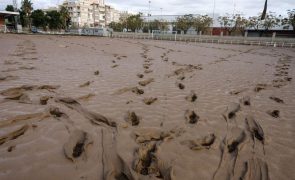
xmin=0 ymin=34 xmax=294 ymax=180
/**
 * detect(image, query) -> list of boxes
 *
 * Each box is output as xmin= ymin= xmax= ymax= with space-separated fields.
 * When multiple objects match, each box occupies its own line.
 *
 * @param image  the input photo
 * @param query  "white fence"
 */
xmin=112 ymin=32 xmax=295 ymax=48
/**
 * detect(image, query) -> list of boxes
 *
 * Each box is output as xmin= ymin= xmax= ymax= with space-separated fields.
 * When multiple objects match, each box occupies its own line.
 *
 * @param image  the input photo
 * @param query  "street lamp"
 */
xmin=160 ymin=8 xmax=163 ymax=31
xmin=148 ymin=1 xmax=151 ymax=33
xmin=212 ymin=0 xmax=216 ymax=35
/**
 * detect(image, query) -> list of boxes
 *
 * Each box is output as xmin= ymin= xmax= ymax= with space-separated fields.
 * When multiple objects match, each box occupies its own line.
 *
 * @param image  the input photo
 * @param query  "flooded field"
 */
xmin=0 ymin=34 xmax=294 ymax=180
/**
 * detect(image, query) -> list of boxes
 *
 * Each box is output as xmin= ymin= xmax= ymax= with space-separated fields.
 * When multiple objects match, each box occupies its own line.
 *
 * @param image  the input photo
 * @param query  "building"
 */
xmin=105 ymin=5 xmax=120 ymax=25
xmin=0 ymin=10 xmax=21 ymax=33
xmin=62 ymin=0 xmax=120 ymax=28
xmin=42 ymin=6 xmax=59 ymax=12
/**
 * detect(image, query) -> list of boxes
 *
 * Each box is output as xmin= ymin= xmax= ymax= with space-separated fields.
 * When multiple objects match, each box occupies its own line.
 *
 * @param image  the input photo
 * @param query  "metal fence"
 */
xmin=112 ymin=32 xmax=295 ymax=48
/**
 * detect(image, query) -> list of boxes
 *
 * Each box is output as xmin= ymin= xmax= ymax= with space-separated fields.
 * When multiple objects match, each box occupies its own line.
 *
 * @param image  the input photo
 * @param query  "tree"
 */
xmin=283 ymin=9 xmax=295 ymax=33
xmin=248 ymin=16 xmax=261 ymax=30
xmin=20 ymin=0 xmax=33 ymax=29
xmin=5 ymin=5 xmax=14 ymax=12
xmin=148 ymin=20 xmax=162 ymax=30
xmin=234 ymin=14 xmax=249 ymax=35
xmin=119 ymin=15 xmax=129 ymax=30
xmin=176 ymin=14 xmax=195 ymax=32
xmin=5 ymin=5 xmax=16 ymax=27
xmin=218 ymin=14 xmax=236 ymax=35
xmin=59 ymin=6 xmax=71 ymax=30
xmin=248 ymin=12 xmax=280 ymax=36
xmin=109 ymin=22 xmax=123 ymax=32
xmin=194 ymin=15 xmax=213 ymax=33
xmin=261 ymin=12 xmax=280 ymax=31
xmin=46 ymin=11 xmax=62 ymax=30
xmin=174 ymin=14 xmax=212 ymax=34
xmin=145 ymin=19 xmax=169 ymax=31
xmin=126 ymin=13 xmax=143 ymax=32
xmin=31 ymin=9 xmax=47 ymax=30
xmin=159 ymin=20 xmax=169 ymax=31
xmin=218 ymin=13 xmax=248 ymax=35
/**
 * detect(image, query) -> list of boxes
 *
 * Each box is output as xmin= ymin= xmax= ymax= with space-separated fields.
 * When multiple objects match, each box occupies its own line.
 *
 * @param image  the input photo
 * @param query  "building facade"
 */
xmin=62 ymin=0 xmax=120 ymax=28
xmin=0 ymin=11 xmax=21 ymax=33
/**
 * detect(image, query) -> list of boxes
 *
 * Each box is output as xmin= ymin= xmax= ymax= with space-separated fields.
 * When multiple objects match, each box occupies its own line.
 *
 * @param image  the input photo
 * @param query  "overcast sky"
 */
xmin=0 ymin=0 xmax=293 ymax=17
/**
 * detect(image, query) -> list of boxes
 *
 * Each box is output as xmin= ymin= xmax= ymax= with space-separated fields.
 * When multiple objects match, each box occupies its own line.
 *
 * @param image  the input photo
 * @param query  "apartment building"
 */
xmin=62 ymin=0 xmax=120 ymax=28
xmin=105 ymin=5 xmax=120 ymax=25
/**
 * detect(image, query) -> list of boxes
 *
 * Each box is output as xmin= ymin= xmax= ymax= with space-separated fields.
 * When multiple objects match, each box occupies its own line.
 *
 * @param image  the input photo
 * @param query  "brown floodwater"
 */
xmin=0 ymin=34 xmax=294 ymax=180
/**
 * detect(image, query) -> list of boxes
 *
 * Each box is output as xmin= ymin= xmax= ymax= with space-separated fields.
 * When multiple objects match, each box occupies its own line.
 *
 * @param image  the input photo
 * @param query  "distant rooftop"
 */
xmin=0 ymin=11 xmax=19 ymax=15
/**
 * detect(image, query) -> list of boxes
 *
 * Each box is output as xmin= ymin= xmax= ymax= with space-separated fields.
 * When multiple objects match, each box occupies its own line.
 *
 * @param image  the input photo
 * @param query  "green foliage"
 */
xmin=4 ymin=5 xmax=16 ymax=25
xmin=31 ymin=7 xmax=70 ymax=30
xmin=194 ymin=15 xmax=213 ymax=33
xmin=287 ymin=9 xmax=295 ymax=30
xmin=283 ymin=9 xmax=295 ymax=32
xmin=21 ymin=0 xmax=33 ymax=16
xmin=176 ymin=14 xmax=195 ymax=32
xmin=248 ymin=12 xmax=279 ymax=31
xmin=218 ymin=13 xmax=248 ymax=35
xmin=5 ymin=5 xmax=14 ymax=12
xmin=19 ymin=10 xmax=27 ymax=27
xmin=261 ymin=12 xmax=280 ymax=30
xmin=59 ymin=6 xmax=71 ymax=30
xmin=218 ymin=14 xmax=236 ymax=34
xmin=175 ymin=14 xmax=212 ymax=33
xmin=109 ymin=22 xmax=124 ymax=32
xmin=31 ymin=9 xmax=47 ymax=29
xmin=149 ymin=20 xmax=161 ymax=30
xmin=126 ymin=14 xmax=143 ymax=32
xmin=46 ymin=10 xmax=62 ymax=30
xmin=20 ymin=0 xmax=33 ymax=28
xmin=143 ymin=19 xmax=168 ymax=32
xmin=248 ymin=16 xmax=261 ymax=30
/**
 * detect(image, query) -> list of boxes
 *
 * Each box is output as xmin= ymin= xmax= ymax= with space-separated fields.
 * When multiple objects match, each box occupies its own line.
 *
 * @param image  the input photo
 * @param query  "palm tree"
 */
xmin=60 ymin=6 xmax=71 ymax=30
xmin=261 ymin=0 xmax=268 ymax=20
xmin=21 ymin=0 xmax=33 ymax=29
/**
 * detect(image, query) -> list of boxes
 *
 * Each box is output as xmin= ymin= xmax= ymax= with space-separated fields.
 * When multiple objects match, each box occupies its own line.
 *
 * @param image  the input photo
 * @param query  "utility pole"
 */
xmin=233 ymin=0 xmax=236 ymax=16
xmin=160 ymin=8 xmax=163 ymax=31
xmin=212 ymin=0 xmax=216 ymax=35
xmin=92 ymin=3 xmax=96 ymax=28
xmin=13 ymin=0 xmax=17 ymax=11
xmin=148 ymin=1 xmax=151 ymax=33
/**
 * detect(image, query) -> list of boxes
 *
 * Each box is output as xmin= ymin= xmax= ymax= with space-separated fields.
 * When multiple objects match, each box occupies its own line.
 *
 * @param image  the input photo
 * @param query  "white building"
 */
xmin=62 ymin=0 xmax=119 ymax=28
xmin=105 ymin=5 xmax=120 ymax=25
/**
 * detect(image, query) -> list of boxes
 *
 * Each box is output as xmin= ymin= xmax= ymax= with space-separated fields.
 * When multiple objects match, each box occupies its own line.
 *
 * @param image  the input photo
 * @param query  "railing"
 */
xmin=112 ymin=32 xmax=295 ymax=48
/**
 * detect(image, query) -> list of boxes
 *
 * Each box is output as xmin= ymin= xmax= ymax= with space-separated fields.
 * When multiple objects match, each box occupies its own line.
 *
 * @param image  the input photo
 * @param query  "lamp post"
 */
xmin=233 ymin=0 xmax=236 ymax=16
xmin=212 ymin=0 xmax=216 ymax=35
xmin=148 ymin=1 xmax=151 ymax=33
xmin=160 ymin=8 xmax=163 ymax=31
xmin=91 ymin=3 xmax=96 ymax=28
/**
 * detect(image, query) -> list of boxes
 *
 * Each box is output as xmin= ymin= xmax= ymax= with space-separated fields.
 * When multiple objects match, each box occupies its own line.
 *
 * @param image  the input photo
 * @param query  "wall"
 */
xmin=0 ymin=15 xmax=5 ymax=26
xmin=247 ymin=30 xmax=295 ymax=38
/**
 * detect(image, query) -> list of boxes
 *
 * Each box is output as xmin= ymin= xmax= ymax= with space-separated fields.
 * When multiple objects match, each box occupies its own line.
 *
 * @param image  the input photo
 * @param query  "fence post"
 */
xmin=272 ymin=32 xmax=276 ymax=42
